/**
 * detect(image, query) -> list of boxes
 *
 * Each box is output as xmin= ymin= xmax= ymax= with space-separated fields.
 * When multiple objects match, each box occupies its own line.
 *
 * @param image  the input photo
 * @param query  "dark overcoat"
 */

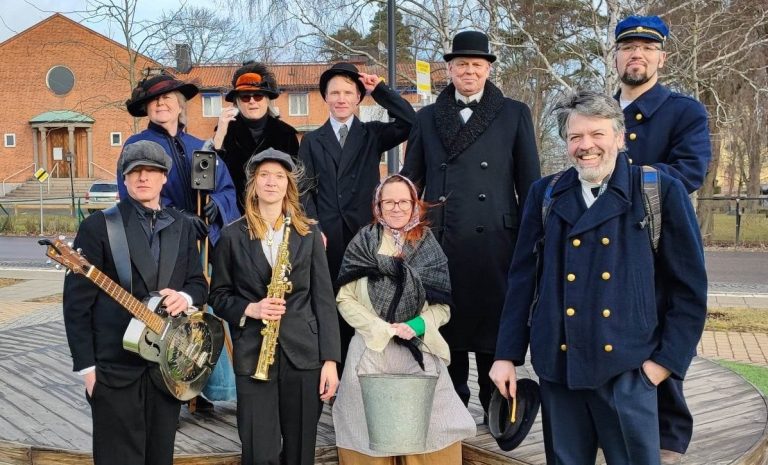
xmin=298 ymin=82 xmax=416 ymax=284
xmin=209 ymin=220 xmax=341 ymax=373
xmin=401 ymin=81 xmax=540 ymax=353
xmin=214 ymin=114 xmax=299 ymax=214
xmin=618 ymin=83 xmax=711 ymax=193
xmin=495 ymin=153 xmax=707 ymax=389
xmin=63 ymin=200 xmax=208 ymax=388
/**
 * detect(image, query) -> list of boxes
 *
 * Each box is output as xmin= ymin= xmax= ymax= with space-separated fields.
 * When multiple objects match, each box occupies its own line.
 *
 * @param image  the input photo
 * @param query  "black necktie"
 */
xmin=457 ymin=100 xmax=478 ymax=109
xmin=591 ymin=187 xmax=600 ymax=197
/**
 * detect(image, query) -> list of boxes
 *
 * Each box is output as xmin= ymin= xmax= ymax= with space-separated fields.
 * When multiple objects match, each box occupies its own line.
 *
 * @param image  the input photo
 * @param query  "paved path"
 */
xmin=2 ymin=267 xmax=767 ymax=368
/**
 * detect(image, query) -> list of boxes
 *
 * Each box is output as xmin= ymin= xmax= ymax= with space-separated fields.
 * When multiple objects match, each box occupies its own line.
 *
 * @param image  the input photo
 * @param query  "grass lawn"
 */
xmin=705 ymin=306 xmax=768 ymax=332
xmin=711 ymin=213 xmax=768 ymax=245
xmin=717 ymin=360 xmax=768 ymax=396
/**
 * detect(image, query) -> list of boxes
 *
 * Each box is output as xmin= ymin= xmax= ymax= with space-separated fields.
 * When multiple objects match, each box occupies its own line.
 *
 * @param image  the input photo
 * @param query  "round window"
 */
xmin=46 ymin=66 xmax=75 ymax=95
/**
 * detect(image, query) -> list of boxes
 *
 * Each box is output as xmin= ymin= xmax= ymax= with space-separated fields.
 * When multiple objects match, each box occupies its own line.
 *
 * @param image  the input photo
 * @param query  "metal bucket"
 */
xmin=358 ymin=350 xmax=439 ymax=454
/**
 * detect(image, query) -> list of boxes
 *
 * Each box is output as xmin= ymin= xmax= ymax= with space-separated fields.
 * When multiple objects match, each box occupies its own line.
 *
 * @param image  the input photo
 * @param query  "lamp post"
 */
xmin=386 ymin=0 xmax=399 ymax=174
xmin=65 ymin=151 xmax=75 ymax=216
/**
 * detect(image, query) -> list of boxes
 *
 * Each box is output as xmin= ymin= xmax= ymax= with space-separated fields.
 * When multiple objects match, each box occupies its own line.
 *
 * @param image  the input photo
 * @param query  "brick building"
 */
xmin=0 ymin=13 xmax=447 ymax=192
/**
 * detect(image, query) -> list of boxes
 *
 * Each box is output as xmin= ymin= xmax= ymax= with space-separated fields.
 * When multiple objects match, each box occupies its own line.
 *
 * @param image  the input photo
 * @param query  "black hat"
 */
xmin=125 ymin=73 xmax=199 ymax=117
xmin=225 ymin=61 xmax=280 ymax=102
xmin=488 ymin=379 xmax=541 ymax=451
xmin=246 ymin=148 xmax=296 ymax=179
xmin=615 ymin=15 xmax=669 ymax=43
xmin=120 ymin=140 xmax=173 ymax=175
xmin=443 ymin=30 xmax=497 ymax=63
xmin=319 ymin=62 xmax=366 ymax=102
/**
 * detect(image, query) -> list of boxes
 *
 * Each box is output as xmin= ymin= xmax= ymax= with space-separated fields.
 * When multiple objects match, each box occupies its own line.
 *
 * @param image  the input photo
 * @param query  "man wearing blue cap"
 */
xmin=614 ymin=15 xmax=712 ymax=463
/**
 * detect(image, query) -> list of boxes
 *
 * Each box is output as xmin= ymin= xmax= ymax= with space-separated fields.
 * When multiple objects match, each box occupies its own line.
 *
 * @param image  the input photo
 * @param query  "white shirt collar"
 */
xmin=455 ymin=89 xmax=484 ymax=104
xmin=329 ymin=115 xmax=355 ymax=136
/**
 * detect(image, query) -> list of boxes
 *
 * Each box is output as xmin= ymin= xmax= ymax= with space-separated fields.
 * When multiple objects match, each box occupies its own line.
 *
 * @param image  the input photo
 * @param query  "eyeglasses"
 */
xmin=380 ymin=199 xmax=414 ymax=211
xmin=238 ymin=93 xmax=266 ymax=103
xmin=616 ymin=43 xmax=662 ymax=54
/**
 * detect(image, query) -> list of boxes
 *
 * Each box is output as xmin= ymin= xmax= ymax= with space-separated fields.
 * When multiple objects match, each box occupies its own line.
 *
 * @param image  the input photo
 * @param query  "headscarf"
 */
xmin=371 ymin=174 xmax=422 ymax=255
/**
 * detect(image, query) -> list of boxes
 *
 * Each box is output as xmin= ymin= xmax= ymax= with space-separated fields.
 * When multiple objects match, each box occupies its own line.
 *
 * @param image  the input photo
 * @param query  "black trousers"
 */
xmin=235 ymin=347 xmax=323 ymax=465
xmin=329 ymin=221 xmax=357 ymax=378
xmin=89 ymin=370 xmax=181 ymax=465
xmin=447 ymin=350 xmax=494 ymax=416
xmin=658 ymin=377 xmax=693 ymax=453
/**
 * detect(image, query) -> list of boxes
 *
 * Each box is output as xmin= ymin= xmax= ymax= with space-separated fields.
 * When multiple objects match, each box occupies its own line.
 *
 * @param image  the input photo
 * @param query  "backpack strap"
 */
xmin=640 ymin=166 xmax=662 ymax=253
xmin=541 ymin=170 xmax=565 ymax=229
xmin=103 ymin=206 xmax=133 ymax=292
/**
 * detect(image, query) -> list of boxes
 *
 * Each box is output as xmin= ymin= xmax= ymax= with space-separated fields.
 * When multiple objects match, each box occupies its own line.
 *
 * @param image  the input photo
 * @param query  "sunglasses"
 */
xmin=238 ymin=93 xmax=266 ymax=103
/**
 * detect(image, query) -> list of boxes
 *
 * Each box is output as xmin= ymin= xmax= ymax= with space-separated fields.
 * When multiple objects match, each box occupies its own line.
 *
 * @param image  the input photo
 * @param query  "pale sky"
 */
xmin=0 ymin=0 xmax=215 ymax=44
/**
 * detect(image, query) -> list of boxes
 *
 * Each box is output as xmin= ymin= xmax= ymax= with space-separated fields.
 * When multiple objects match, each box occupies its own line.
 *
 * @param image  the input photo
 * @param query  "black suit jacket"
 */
xmin=298 ymin=82 xmax=415 ymax=282
xmin=63 ymin=200 xmax=208 ymax=387
xmin=209 ymin=220 xmax=341 ymax=374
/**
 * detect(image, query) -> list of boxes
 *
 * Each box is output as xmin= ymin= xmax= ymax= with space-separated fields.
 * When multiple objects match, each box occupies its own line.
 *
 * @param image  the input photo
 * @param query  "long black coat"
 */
xmin=215 ymin=114 xmax=299 ymax=213
xmin=209 ymin=220 xmax=341 ymax=373
xmin=299 ymin=82 xmax=416 ymax=284
xmin=63 ymin=200 xmax=208 ymax=388
xmin=402 ymin=82 xmax=541 ymax=353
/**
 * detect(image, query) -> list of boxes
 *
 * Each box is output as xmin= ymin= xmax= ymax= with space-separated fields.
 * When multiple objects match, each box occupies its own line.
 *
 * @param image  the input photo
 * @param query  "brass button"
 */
xmin=566 ymin=307 xmax=575 ymax=316
xmin=572 ymin=238 xmax=581 ymax=247
xmin=602 ymin=272 xmax=611 ymax=280
xmin=602 ymin=309 xmax=611 ymax=318
xmin=601 ymin=237 xmax=610 ymax=246
xmin=567 ymin=273 xmax=576 ymax=282
xmin=604 ymin=344 xmax=613 ymax=352
xmin=637 ymin=26 xmax=645 ymax=32
xmin=560 ymin=344 xmax=567 ymax=352
xmin=629 ymin=133 xmax=637 ymax=140
xmin=635 ymin=113 xmax=643 ymax=121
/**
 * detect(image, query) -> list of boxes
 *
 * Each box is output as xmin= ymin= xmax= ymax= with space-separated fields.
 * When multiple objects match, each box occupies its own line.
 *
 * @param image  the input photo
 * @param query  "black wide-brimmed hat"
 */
xmin=225 ymin=61 xmax=280 ymax=102
xmin=319 ymin=62 xmax=366 ymax=102
xmin=443 ymin=30 xmax=497 ymax=63
xmin=125 ymin=74 xmax=199 ymax=117
xmin=488 ymin=379 xmax=541 ymax=451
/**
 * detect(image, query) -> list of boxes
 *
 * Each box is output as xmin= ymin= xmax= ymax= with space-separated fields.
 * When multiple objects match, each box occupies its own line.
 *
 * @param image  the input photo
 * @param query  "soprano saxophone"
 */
xmin=252 ymin=216 xmax=293 ymax=381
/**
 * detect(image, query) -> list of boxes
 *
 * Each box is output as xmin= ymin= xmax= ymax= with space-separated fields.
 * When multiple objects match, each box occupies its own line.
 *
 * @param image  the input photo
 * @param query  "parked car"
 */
xmin=85 ymin=180 xmax=119 ymax=213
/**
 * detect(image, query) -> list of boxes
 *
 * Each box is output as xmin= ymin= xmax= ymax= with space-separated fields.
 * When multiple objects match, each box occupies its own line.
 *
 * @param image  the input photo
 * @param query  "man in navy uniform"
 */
xmin=490 ymin=90 xmax=707 ymax=465
xmin=614 ymin=15 xmax=712 ymax=462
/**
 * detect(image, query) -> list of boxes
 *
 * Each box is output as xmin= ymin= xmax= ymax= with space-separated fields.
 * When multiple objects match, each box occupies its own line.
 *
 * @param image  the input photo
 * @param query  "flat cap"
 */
xmin=246 ymin=148 xmax=296 ymax=178
xmin=121 ymin=140 xmax=173 ymax=175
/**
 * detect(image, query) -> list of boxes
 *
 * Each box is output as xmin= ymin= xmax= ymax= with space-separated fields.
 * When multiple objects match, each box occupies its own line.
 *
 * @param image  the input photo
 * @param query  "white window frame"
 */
xmin=110 ymin=132 xmax=122 ymax=146
xmin=288 ymin=93 xmax=309 ymax=116
xmin=4 ymin=133 xmax=16 ymax=147
xmin=202 ymin=94 xmax=223 ymax=118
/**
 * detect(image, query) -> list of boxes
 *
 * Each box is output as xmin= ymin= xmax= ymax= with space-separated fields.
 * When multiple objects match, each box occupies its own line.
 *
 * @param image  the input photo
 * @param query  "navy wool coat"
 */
xmin=618 ymin=83 xmax=711 ymax=193
xmin=495 ymin=153 xmax=707 ymax=389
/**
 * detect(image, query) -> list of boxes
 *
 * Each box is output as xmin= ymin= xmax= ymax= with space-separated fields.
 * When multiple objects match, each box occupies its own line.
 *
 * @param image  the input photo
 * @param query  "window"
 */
xmin=4 ymin=133 xmax=15 ymax=147
xmin=202 ymin=94 xmax=222 ymax=117
xmin=110 ymin=132 xmax=122 ymax=146
xmin=289 ymin=93 xmax=308 ymax=116
xmin=46 ymin=66 xmax=75 ymax=95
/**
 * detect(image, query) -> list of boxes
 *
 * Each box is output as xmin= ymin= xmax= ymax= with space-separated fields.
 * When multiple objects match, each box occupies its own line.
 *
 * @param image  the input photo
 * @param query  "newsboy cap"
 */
xmin=121 ymin=140 xmax=173 ymax=176
xmin=615 ymin=15 xmax=669 ymax=43
xmin=443 ymin=30 xmax=497 ymax=63
xmin=488 ymin=379 xmax=541 ymax=451
xmin=246 ymin=148 xmax=296 ymax=178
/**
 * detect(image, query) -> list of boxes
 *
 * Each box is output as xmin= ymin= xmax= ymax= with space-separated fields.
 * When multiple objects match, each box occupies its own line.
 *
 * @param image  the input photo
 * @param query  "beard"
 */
xmin=621 ymin=68 xmax=652 ymax=86
xmin=571 ymin=148 xmax=617 ymax=183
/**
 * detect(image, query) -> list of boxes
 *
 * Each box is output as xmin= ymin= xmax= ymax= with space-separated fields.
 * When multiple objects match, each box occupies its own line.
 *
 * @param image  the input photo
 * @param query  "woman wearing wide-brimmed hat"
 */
xmin=119 ymin=72 xmax=240 ymax=245
xmin=211 ymin=61 xmax=300 ymax=214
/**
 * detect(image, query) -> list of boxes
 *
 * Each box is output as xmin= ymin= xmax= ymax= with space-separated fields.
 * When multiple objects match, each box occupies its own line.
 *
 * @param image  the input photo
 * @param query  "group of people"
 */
xmin=62 ymin=12 xmax=711 ymax=465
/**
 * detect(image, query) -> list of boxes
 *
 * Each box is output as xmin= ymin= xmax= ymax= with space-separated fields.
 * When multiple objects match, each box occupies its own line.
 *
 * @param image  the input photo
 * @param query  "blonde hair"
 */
xmin=243 ymin=162 xmax=315 ymax=239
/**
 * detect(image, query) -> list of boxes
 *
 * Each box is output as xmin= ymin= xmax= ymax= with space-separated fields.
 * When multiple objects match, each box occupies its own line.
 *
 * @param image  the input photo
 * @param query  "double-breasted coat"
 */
xmin=618 ymin=83 xmax=711 ymax=193
xmin=401 ymin=82 xmax=541 ymax=353
xmin=298 ymin=82 xmax=416 ymax=285
xmin=209 ymin=220 xmax=341 ymax=373
xmin=495 ymin=153 xmax=707 ymax=389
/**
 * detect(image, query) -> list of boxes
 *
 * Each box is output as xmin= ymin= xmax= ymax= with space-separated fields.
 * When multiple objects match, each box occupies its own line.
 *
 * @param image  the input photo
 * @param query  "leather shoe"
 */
xmin=660 ymin=449 xmax=683 ymax=464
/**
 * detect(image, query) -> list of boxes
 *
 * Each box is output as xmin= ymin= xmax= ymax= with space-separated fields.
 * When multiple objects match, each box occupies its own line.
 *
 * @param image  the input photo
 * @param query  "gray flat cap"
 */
xmin=121 ymin=140 xmax=173 ymax=175
xmin=246 ymin=148 xmax=296 ymax=178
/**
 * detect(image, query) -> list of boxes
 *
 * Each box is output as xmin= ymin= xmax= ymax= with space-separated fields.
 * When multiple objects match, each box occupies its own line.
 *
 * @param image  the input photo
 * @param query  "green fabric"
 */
xmin=405 ymin=316 xmax=425 ymax=337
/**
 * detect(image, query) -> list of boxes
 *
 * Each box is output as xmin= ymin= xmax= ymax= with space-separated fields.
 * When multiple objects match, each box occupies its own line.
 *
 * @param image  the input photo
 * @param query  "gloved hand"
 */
xmin=179 ymin=210 xmax=209 ymax=240
xmin=203 ymin=199 xmax=220 ymax=224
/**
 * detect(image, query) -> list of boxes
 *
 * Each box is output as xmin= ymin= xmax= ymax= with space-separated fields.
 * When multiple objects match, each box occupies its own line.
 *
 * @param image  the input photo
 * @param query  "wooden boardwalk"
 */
xmin=0 ymin=319 xmax=766 ymax=465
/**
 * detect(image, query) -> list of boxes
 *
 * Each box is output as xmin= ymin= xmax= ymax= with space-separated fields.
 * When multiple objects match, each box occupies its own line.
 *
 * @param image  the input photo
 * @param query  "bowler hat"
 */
xmin=615 ymin=15 xmax=669 ymax=43
xmin=319 ymin=62 xmax=366 ymax=102
xmin=488 ymin=379 xmax=541 ymax=451
xmin=125 ymin=74 xmax=199 ymax=117
xmin=120 ymin=140 xmax=173 ymax=176
xmin=225 ymin=61 xmax=280 ymax=102
xmin=443 ymin=30 xmax=497 ymax=63
xmin=246 ymin=148 xmax=296 ymax=178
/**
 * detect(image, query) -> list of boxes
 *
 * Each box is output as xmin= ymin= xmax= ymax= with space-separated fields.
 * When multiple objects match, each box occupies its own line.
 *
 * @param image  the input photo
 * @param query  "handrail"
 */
xmin=89 ymin=161 xmax=117 ymax=180
xmin=1 ymin=163 xmax=36 ymax=197
xmin=47 ymin=162 xmax=61 ymax=193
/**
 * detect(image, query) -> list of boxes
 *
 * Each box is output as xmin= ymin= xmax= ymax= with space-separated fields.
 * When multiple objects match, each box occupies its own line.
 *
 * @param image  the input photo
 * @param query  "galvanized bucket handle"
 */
xmin=356 ymin=336 xmax=441 ymax=378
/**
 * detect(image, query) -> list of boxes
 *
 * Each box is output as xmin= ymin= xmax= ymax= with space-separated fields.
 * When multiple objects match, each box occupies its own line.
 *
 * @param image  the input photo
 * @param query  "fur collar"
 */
xmin=434 ymin=81 xmax=505 ymax=160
